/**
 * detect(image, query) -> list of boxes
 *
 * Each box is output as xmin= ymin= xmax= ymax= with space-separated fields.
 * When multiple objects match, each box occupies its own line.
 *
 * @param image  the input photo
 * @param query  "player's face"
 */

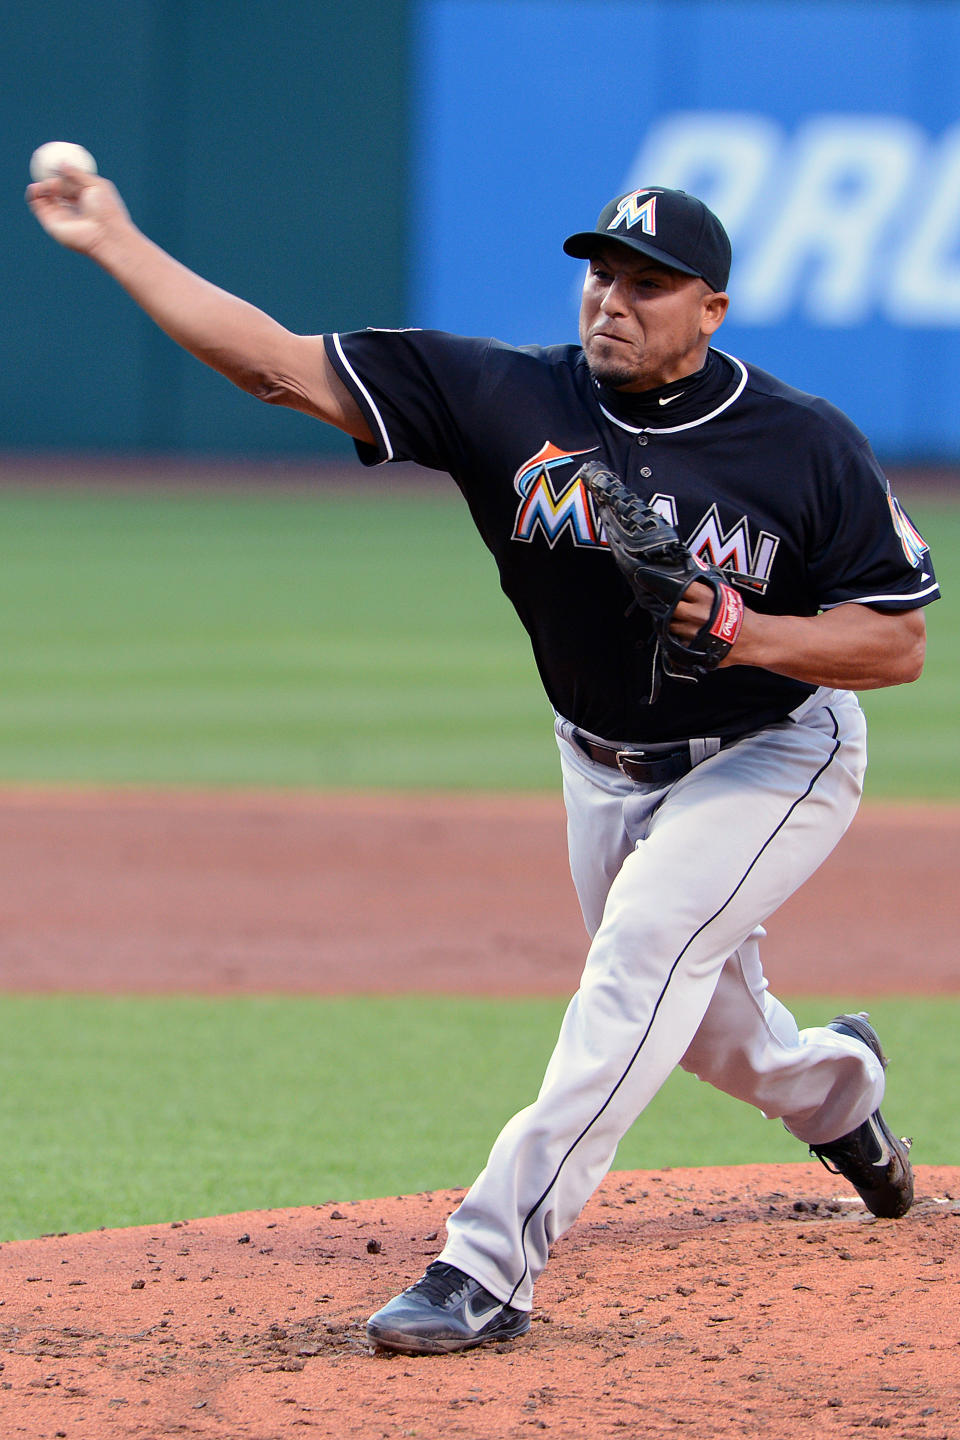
xmin=579 ymin=246 xmax=728 ymax=391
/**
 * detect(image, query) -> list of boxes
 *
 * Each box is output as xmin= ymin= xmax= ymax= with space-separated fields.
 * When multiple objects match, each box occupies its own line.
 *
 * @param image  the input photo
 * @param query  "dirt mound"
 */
xmin=1 ymin=1164 xmax=958 ymax=1439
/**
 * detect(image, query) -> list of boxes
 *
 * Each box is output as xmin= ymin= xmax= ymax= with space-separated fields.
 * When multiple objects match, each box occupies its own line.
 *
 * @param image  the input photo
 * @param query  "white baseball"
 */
xmin=29 ymin=141 xmax=98 ymax=182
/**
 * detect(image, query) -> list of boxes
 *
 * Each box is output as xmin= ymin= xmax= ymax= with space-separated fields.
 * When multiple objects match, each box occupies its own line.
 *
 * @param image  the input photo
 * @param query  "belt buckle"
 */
xmin=615 ymin=748 xmax=645 ymax=777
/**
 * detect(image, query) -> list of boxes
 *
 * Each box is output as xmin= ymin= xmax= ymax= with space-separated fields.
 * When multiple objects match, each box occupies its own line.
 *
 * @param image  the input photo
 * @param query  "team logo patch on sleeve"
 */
xmin=887 ymin=493 xmax=930 ymax=567
xmin=511 ymin=442 xmax=601 ymax=547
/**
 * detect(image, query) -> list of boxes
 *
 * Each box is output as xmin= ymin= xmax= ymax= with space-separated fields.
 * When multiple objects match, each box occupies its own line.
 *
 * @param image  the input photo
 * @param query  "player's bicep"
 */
xmin=823 ymin=600 xmax=926 ymax=685
xmin=868 ymin=601 xmax=926 ymax=661
xmin=258 ymin=332 xmax=375 ymax=444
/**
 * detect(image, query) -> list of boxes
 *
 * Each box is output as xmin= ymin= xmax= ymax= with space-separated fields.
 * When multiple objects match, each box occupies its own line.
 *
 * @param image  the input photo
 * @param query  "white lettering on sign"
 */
xmin=624 ymin=112 xmax=960 ymax=327
xmin=887 ymin=120 xmax=960 ymax=323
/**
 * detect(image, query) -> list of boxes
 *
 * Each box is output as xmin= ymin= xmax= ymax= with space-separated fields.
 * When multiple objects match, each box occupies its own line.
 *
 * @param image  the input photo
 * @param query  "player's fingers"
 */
xmin=24 ymin=187 xmax=67 ymax=223
xmin=57 ymin=162 xmax=98 ymax=187
xmin=47 ymin=164 xmax=100 ymax=206
xmin=27 ymin=167 xmax=101 ymax=204
xmin=26 ymin=178 xmax=63 ymax=202
xmin=670 ymin=582 xmax=713 ymax=630
xmin=28 ymin=173 xmax=124 ymax=231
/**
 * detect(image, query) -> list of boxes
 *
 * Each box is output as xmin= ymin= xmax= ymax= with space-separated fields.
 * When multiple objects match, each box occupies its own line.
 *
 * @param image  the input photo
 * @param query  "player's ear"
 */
xmin=701 ymin=289 xmax=729 ymax=336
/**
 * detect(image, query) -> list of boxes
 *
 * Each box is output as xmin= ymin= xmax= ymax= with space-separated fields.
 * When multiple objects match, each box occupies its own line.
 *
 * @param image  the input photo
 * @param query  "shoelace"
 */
xmin=408 ymin=1262 xmax=475 ymax=1306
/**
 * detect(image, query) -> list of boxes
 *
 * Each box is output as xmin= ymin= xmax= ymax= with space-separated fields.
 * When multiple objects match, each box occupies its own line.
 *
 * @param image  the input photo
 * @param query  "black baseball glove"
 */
xmin=578 ymin=460 xmax=744 ymax=701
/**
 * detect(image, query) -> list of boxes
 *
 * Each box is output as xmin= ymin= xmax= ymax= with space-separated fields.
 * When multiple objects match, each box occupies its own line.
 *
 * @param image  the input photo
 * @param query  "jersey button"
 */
xmin=637 ymin=434 xmax=649 ymax=446
xmin=640 ymin=466 xmax=652 ymax=478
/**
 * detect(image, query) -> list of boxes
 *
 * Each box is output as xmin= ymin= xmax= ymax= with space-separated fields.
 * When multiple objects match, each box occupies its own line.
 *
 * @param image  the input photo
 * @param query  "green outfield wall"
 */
xmin=4 ymin=2 xmax=408 ymax=458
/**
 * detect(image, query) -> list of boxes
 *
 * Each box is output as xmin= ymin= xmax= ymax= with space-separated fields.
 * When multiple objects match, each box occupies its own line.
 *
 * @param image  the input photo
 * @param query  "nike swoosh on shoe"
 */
xmin=865 ymin=1113 xmax=893 ymax=1167
xmin=463 ymin=1298 xmax=505 ymax=1332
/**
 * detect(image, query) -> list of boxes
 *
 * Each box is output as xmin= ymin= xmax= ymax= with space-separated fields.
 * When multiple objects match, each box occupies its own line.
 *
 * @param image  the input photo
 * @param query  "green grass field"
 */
xmin=0 ymin=483 xmax=955 ymax=1240
xmin=0 ymin=485 xmax=954 ymax=794
xmin=0 ymin=994 xmax=950 ymax=1242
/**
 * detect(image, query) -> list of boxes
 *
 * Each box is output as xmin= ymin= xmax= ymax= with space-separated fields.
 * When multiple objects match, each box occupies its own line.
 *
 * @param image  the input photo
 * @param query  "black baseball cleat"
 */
xmin=366 ymin=1261 xmax=530 ymax=1355
xmin=809 ymin=1012 xmax=914 ymax=1219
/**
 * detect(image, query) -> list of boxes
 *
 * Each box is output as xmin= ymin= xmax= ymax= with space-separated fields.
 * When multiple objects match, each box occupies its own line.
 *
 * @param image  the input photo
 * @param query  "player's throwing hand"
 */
xmin=26 ymin=167 xmax=130 ymax=256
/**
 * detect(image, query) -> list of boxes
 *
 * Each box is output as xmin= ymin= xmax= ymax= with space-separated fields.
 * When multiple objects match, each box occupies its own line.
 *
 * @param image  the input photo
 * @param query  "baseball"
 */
xmin=29 ymin=141 xmax=98 ymax=183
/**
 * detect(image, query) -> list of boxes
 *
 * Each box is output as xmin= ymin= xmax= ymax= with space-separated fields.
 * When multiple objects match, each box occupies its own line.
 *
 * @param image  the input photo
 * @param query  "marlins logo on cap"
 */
xmin=563 ymin=187 xmax=732 ymax=293
xmin=606 ymin=190 xmax=659 ymax=236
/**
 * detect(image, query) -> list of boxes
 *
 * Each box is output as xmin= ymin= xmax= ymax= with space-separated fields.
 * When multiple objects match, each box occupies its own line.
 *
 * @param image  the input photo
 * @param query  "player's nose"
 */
xmin=598 ymin=275 xmax=631 ymax=316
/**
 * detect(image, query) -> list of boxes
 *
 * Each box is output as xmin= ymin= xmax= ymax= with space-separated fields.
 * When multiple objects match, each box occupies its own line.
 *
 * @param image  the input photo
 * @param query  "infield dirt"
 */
xmin=0 ymin=789 xmax=957 ymax=1439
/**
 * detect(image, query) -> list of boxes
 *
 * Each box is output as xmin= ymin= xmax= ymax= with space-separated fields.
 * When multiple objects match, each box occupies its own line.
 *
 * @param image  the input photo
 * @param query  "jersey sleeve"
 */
xmin=323 ymin=328 xmax=493 ymax=470
xmin=808 ymin=438 xmax=939 ymax=612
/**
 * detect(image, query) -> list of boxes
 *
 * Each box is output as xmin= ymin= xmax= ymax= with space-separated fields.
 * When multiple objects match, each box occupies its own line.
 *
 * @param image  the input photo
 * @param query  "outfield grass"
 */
xmin=0 ymin=487 xmax=550 ymax=790
xmin=0 ymin=485 xmax=954 ymax=795
xmin=0 ymin=993 xmax=951 ymax=1242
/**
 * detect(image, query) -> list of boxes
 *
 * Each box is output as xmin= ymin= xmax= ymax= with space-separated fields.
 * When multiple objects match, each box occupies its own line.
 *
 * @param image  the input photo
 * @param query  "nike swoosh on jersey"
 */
xmin=463 ymin=1298 xmax=505 ymax=1332
xmin=658 ymin=392 xmax=685 ymax=406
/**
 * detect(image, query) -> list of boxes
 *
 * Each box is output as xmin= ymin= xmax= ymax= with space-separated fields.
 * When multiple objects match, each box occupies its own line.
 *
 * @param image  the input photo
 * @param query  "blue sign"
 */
xmin=412 ymin=0 xmax=960 ymax=460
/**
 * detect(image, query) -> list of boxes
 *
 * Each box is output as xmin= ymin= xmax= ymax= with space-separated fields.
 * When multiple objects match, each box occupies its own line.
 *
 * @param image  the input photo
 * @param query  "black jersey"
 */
xmin=324 ymin=330 xmax=938 ymax=744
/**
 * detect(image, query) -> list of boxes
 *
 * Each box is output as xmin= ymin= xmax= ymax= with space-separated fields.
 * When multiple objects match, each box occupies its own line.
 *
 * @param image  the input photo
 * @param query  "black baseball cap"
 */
xmin=563 ymin=187 xmax=731 ymax=293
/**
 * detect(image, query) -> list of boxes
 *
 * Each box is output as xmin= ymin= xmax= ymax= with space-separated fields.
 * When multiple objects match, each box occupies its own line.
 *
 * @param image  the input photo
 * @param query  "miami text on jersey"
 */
xmin=648 ymin=496 xmax=780 ymax=594
xmin=511 ymin=444 xmax=782 ymax=593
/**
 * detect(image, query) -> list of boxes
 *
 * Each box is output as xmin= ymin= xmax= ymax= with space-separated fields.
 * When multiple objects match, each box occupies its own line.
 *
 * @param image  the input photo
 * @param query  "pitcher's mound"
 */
xmin=2 ymin=1163 xmax=958 ymax=1438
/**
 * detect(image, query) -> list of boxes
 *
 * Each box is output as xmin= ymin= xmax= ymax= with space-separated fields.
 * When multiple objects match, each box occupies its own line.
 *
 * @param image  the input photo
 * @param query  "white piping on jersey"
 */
xmin=596 ymin=352 xmax=749 ymax=435
xmin=331 ymin=332 xmax=394 ymax=463
xmin=821 ymin=581 xmax=940 ymax=607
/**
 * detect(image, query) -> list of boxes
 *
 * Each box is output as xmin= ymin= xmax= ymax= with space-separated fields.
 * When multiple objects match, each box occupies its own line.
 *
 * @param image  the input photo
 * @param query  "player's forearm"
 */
xmin=90 ymin=225 xmax=372 ymax=439
xmin=89 ymin=224 xmax=308 ymax=404
xmin=29 ymin=167 xmax=372 ymax=438
xmin=727 ymin=603 xmax=926 ymax=689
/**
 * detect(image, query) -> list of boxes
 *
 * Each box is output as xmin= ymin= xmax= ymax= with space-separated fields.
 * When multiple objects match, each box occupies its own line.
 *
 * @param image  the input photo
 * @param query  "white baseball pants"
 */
xmin=439 ymin=687 xmax=884 ymax=1311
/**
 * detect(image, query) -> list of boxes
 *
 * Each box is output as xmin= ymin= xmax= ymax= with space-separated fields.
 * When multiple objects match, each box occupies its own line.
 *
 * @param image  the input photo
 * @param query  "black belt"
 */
xmin=574 ymin=735 xmax=697 ymax=785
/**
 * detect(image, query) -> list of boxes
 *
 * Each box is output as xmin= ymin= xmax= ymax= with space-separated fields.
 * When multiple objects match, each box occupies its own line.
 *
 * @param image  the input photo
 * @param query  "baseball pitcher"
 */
xmin=28 ymin=167 xmax=936 ymax=1355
